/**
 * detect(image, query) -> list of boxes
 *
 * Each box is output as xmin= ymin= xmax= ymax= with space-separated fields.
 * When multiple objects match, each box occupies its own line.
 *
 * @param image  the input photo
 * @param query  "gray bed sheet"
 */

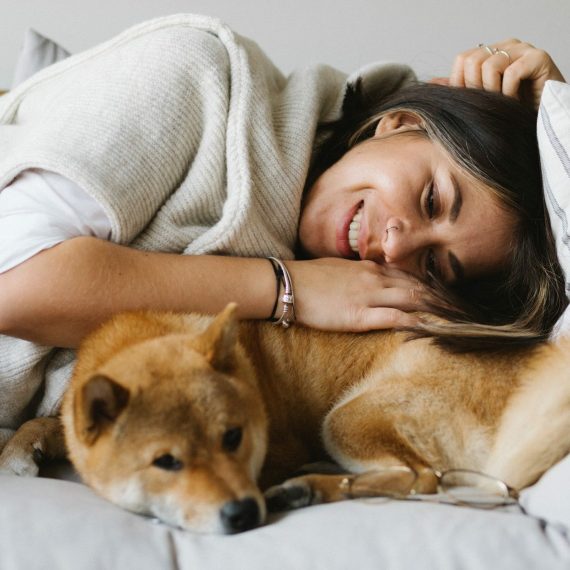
xmin=1 ymin=462 xmax=569 ymax=570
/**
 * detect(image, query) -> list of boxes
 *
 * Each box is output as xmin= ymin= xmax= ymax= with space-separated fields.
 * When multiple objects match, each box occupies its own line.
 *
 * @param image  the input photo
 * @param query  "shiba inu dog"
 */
xmin=1 ymin=304 xmax=570 ymax=534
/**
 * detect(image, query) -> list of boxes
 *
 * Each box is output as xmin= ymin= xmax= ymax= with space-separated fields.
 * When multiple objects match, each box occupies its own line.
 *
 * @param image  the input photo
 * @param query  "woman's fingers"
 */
xmin=369 ymin=284 xmax=427 ymax=312
xmin=502 ymin=47 xmax=564 ymax=108
xmin=449 ymin=49 xmax=470 ymax=88
xmin=461 ymin=48 xmax=486 ymax=89
xmin=481 ymin=54 xmax=509 ymax=93
xmin=357 ymin=307 xmax=422 ymax=331
xmin=356 ymin=264 xmax=429 ymax=310
xmin=447 ymin=39 xmax=565 ymax=109
xmin=450 ymin=42 xmax=515 ymax=90
xmin=287 ymin=258 xmax=432 ymax=332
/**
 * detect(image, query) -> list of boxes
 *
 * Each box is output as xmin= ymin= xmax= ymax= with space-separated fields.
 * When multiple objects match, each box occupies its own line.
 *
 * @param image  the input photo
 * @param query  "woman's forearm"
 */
xmin=0 ymin=237 xmax=426 ymax=348
xmin=0 ymin=237 xmax=276 ymax=348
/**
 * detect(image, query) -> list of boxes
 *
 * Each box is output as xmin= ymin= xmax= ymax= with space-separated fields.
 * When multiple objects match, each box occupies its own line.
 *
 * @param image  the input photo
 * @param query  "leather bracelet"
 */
xmin=266 ymin=257 xmax=295 ymax=328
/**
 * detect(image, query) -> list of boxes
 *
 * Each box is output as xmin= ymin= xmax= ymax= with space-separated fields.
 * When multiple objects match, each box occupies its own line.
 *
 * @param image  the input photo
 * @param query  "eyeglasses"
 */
xmin=338 ymin=466 xmax=519 ymax=509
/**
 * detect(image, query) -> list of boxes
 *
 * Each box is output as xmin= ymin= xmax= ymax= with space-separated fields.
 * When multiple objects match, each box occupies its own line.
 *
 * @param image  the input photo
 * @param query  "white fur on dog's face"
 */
xmin=106 ymin=474 xmax=266 ymax=534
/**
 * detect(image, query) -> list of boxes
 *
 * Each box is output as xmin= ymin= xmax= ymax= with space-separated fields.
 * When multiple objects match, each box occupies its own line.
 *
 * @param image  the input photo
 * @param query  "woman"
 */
xmin=298 ymin=45 xmax=568 ymax=349
xmin=0 ymin=18 xmax=565 ymax=436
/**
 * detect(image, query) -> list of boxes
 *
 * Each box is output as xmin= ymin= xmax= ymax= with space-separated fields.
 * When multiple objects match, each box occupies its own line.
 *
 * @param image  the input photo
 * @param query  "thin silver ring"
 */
xmin=478 ymin=43 xmax=496 ymax=56
xmin=495 ymin=48 xmax=512 ymax=65
xmin=478 ymin=43 xmax=511 ymax=65
xmin=386 ymin=225 xmax=399 ymax=236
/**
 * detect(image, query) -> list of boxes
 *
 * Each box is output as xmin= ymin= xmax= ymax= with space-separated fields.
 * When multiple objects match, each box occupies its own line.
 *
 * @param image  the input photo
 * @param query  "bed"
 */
xmin=2 ymin=27 xmax=570 ymax=570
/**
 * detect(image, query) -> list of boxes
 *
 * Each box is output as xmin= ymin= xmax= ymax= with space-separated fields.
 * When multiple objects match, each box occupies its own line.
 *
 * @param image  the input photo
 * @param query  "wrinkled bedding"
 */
xmin=0 ymin=462 xmax=569 ymax=570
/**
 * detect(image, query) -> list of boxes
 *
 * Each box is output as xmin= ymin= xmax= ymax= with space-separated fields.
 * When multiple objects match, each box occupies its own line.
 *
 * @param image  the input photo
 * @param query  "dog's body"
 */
xmin=2 ymin=305 xmax=570 ymax=533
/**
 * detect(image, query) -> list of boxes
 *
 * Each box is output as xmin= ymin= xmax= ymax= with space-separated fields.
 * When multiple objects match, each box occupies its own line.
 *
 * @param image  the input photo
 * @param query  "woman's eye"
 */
xmin=426 ymin=182 xmax=437 ymax=218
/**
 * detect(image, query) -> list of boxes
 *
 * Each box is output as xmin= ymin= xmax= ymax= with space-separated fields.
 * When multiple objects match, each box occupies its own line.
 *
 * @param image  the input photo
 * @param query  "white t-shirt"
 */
xmin=0 ymin=169 xmax=111 ymax=273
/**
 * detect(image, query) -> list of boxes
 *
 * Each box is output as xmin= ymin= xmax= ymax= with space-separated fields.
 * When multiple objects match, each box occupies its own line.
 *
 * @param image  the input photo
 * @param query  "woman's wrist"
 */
xmin=230 ymin=257 xmax=279 ymax=321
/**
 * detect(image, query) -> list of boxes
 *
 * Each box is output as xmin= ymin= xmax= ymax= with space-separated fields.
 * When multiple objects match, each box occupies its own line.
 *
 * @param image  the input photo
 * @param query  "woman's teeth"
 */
xmin=348 ymin=206 xmax=363 ymax=254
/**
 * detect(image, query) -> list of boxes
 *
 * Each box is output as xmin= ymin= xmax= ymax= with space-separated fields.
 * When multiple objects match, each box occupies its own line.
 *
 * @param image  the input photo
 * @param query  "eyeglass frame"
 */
xmin=338 ymin=465 xmax=520 ymax=509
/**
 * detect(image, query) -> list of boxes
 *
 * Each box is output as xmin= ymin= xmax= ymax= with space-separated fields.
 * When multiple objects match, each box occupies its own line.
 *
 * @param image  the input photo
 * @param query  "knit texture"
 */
xmin=0 ymin=14 xmax=414 ymax=430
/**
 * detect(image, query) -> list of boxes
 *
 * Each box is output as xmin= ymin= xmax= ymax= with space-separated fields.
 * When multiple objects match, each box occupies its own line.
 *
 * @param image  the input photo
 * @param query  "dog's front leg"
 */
xmin=265 ymin=390 xmax=438 ymax=512
xmin=265 ymin=473 xmax=355 ymax=511
xmin=0 ymin=417 xmax=65 ymax=477
xmin=264 ymin=467 xmax=436 ymax=512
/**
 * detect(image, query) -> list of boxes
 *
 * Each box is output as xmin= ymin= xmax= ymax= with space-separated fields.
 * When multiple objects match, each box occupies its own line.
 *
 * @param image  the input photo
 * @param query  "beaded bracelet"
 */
xmin=266 ymin=257 xmax=295 ymax=328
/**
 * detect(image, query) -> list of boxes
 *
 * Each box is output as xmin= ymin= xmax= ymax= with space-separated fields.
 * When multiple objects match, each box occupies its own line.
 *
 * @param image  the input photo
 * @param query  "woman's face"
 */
xmin=298 ymin=114 xmax=516 ymax=284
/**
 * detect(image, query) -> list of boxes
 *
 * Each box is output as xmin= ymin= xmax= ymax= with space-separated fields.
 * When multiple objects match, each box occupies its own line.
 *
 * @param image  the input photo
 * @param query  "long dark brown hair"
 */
xmin=305 ymin=81 xmax=567 ymax=351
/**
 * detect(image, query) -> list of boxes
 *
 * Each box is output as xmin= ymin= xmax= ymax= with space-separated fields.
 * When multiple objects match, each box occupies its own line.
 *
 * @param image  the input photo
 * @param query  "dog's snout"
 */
xmin=220 ymin=497 xmax=260 ymax=533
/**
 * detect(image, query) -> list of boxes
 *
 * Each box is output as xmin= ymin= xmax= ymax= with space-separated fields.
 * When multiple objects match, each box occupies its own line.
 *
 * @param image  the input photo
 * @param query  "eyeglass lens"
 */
xmin=345 ymin=468 xmax=517 ymax=507
xmin=439 ymin=470 xmax=515 ymax=506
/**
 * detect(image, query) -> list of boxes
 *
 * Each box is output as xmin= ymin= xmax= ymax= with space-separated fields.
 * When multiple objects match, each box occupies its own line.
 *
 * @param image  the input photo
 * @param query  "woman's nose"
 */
xmin=383 ymin=218 xmax=425 ymax=268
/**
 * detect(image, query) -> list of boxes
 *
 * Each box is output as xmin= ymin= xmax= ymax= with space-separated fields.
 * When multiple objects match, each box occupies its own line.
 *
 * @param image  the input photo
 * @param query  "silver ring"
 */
xmin=495 ymin=48 xmax=512 ymax=65
xmin=478 ymin=43 xmax=496 ymax=56
xmin=478 ymin=43 xmax=511 ymax=65
xmin=386 ymin=225 xmax=399 ymax=236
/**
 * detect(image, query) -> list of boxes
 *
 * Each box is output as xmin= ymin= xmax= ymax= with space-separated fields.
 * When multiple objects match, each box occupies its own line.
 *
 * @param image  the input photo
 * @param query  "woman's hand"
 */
xmin=286 ymin=258 xmax=427 ymax=332
xmin=436 ymin=39 xmax=565 ymax=110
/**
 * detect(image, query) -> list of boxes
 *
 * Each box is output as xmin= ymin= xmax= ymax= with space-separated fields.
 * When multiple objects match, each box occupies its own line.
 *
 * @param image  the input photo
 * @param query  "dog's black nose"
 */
xmin=220 ymin=498 xmax=260 ymax=533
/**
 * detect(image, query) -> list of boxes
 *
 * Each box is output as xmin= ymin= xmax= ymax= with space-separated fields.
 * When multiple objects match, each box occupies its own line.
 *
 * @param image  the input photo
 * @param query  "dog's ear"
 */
xmin=74 ymin=374 xmax=130 ymax=445
xmin=195 ymin=303 xmax=239 ymax=371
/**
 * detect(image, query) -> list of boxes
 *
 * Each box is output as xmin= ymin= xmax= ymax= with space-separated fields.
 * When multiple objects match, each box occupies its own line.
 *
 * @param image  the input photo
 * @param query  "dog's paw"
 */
xmin=265 ymin=473 xmax=357 ymax=511
xmin=0 ymin=445 xmax=42 ymax=477
xmin=264 ymin=479 xmax=315 ymax=512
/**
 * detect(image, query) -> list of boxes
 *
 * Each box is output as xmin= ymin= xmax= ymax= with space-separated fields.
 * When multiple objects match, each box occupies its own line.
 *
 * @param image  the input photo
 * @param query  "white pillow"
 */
xmin=11 ymin=28 xmax=70 ymax=89
xmin=521 ymin=453 xmax=570 ymax=532
xmin=529 ymin=80 xmax=570 ymax=528
xmin=538 ymin=80 xmax=570 ymax=339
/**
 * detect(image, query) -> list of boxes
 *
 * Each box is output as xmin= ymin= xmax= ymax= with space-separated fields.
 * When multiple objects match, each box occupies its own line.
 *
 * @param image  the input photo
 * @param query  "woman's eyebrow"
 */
xmin=449 ymin=174 xmax=463 ymax=223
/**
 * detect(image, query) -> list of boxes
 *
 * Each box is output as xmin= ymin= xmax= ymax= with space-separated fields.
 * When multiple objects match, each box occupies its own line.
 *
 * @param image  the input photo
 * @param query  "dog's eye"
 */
xmin=152 ymin=454 xmax=183 ymax=471
xmin=222 ymin=427 xmax=243 ymax=452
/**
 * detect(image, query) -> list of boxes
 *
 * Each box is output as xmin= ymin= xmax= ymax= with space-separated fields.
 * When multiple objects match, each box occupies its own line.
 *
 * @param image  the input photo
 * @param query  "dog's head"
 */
xmin=69 ymin=305 xmax=269 ymax=534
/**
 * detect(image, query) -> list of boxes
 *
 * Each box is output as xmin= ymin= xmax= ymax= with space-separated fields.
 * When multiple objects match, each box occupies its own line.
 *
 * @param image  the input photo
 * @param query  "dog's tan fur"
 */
xmin=1 ymin=304 xmax=570 ymax=533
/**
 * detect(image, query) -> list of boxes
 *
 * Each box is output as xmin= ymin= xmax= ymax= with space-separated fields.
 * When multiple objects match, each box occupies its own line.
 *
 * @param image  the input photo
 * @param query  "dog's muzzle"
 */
xmin=220 ymin=497 xmax=261 ymax=533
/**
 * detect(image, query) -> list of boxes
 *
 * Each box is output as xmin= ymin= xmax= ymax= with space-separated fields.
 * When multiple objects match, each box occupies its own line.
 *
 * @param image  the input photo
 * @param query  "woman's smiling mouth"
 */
xmin=337 ymin=201 xmax=364 ymax=258
xmin=348 ymin=204 xmax=363 ymax=255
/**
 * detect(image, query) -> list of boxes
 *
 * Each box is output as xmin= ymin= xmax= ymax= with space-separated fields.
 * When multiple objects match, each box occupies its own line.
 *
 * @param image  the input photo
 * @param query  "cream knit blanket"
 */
xmin=0 ymin=14 xmax=414 ymax=434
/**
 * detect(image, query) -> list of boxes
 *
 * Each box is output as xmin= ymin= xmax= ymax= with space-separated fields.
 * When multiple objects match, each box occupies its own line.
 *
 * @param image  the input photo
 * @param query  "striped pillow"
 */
xmin=537 ymin=80 xmax=570 ymax=338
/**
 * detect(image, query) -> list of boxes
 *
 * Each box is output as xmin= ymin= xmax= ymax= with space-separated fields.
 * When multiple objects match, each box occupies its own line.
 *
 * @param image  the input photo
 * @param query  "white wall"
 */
xmin=0 ymin=0 xmax=568 ymax=89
